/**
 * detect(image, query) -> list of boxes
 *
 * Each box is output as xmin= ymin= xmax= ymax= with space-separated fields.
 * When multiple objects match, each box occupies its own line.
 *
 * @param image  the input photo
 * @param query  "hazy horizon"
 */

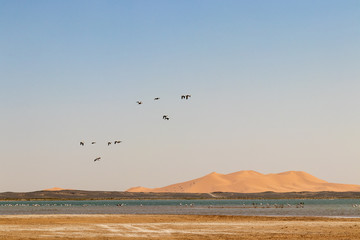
xmin=1 ymin=0 xmax=359 ymax=192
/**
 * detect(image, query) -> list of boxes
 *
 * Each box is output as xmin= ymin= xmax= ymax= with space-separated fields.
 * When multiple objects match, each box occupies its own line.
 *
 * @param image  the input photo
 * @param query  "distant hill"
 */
xmin=127 ymin=170 xmax=360 ymax=193
xmin=2 ymin=189 xmax=360 ymax=200
xmin=43 ymin=187 xmax=70 ymax=191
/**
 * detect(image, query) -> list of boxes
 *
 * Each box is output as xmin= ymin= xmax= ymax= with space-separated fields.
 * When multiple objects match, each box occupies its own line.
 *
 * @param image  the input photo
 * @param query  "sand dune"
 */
xmin=43 ymin=187 xmax=69 ymax=191
xmin=127 ymin=170 xmax=360 ymax=193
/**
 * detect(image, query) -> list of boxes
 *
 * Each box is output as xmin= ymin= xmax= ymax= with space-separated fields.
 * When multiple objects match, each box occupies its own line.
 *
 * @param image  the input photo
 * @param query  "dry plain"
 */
xmin=1 ymin=214 xmax=360 ymax=240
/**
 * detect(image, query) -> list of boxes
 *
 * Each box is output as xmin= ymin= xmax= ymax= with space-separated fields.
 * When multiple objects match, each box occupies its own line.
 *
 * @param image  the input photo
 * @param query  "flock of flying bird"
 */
xmin=80 ymin=140 xmax=123 ymax=161
xmin=81 ymin=94 xmax=191 ymax=162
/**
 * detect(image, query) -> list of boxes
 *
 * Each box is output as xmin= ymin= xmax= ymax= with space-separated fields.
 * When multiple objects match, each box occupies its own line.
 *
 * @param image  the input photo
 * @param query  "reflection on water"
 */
xmin=1 ymin=199 xmax=360 ymax=217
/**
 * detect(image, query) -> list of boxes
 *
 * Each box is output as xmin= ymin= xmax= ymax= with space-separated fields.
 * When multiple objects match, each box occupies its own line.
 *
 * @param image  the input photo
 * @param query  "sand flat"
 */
xmin=1 ymin=215 xmax=360 ymax=239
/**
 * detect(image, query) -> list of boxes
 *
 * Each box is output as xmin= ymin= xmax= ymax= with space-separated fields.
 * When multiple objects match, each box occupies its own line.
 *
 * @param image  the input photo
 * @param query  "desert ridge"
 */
xmin=127 ymin=170 xmax=360 ymax=193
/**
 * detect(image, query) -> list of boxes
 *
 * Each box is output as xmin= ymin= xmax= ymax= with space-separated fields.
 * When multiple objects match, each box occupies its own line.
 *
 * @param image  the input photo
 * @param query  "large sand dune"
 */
xmin=127 ymin=171 xmax=360 ymax=193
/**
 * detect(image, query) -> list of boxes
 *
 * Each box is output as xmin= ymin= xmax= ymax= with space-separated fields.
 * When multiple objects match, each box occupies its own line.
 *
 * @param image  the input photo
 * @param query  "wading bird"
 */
xmin=136 ymin=101 xmax=142 ymax=105
xmin=94 ymin=157 xmax=101 ymax=162
xmin=154 ymin=97 xmax=160 ymax=100
xmin=80 ymin=142 xmax=84 ymax=146
xmin=114 ymin=141 xmax=122 ymax=144
xmin=163 ymin=115 xmax=169 ymax=120
xmin=108 ymin=142 xmax=112 ymax=146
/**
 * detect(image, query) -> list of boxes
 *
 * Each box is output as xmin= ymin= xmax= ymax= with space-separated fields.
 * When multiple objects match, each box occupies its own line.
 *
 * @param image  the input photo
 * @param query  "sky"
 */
xmin=0 ymin=0 xmax=359 ymax=192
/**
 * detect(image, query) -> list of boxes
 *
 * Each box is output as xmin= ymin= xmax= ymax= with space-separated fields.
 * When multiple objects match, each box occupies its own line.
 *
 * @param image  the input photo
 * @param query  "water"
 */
xmin=1 ymin=199 xmax=360 ymax=217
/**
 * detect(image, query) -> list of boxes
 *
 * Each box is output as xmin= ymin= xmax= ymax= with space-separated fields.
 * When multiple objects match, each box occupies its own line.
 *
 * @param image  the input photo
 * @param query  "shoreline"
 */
xmin=1 ymin=213 xmax=360 ymax=219
xmin=2 ymin=213 xmax=360 ymax=219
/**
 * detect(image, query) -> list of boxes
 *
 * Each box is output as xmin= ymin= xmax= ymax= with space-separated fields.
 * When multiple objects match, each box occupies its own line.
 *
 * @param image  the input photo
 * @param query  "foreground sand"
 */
xmin=1 ymin=214 xmax=360 ymax=239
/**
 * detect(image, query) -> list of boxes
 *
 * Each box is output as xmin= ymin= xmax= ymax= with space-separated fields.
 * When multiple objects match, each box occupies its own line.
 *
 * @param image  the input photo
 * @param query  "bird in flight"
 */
xmin=136 ymin=101 xmax=142 ymax=105
xmin=181 ymin=95 xmax=191 ymax=100
xmin=80 ymin=142 xmax=84 ymax=146
xmin=94 ymin=157 xmax=101 ymax=162
xmin=114 ymin=141 xmax=122 ymax=144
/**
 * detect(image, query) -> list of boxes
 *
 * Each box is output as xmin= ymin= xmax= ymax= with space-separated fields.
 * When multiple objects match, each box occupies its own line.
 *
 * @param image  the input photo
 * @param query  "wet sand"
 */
xmin=1 ymin=214 xmax=360 ymax=239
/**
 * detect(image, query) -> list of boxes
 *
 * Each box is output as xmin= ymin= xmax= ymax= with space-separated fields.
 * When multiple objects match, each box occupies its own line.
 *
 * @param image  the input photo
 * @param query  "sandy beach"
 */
xmin=1 ymin=214 xmax=360 ymax=239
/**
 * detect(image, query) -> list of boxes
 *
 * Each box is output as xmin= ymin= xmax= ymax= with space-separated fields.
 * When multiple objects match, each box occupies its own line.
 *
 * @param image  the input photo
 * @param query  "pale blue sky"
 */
xmin=1 ymin=0 xmax=359 ymax=191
